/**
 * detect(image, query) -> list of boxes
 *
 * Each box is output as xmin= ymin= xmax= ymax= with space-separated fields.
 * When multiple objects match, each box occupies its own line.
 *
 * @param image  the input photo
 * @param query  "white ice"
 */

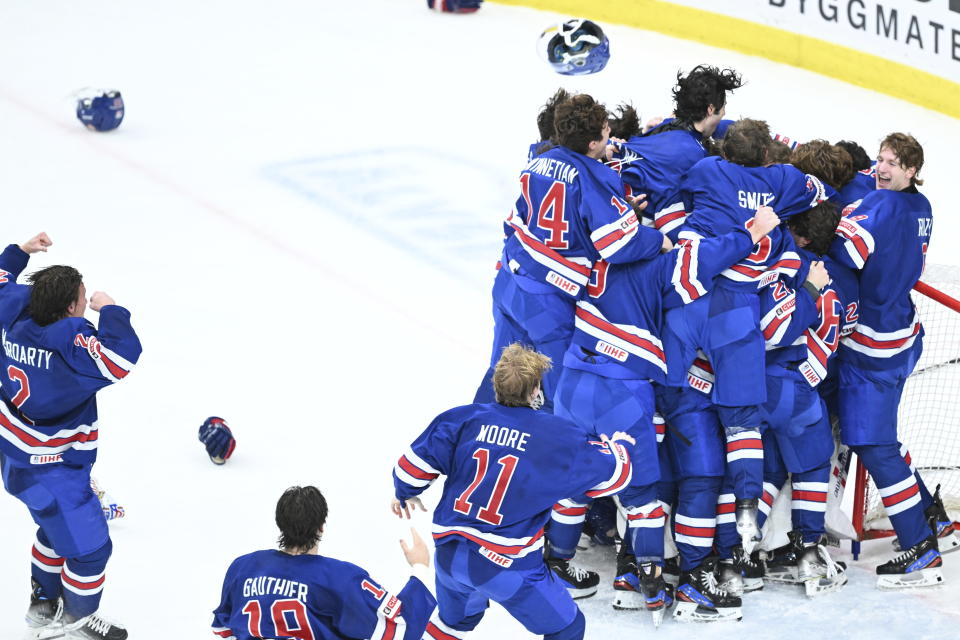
xmin=0 ymin=1 xmax=958 ymax=638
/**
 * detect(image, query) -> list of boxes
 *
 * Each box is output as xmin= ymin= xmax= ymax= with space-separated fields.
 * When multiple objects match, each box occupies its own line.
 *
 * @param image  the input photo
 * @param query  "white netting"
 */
xmin=864 ymin=263 xmax=960 ymax=530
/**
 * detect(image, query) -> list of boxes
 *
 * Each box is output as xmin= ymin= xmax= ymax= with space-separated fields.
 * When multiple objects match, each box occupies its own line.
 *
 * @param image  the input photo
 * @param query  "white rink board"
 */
xmin=0 ymin=1 xmax=959 ymax=638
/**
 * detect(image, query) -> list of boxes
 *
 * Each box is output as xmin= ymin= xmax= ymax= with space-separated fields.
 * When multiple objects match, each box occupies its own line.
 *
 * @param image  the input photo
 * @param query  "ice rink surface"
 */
xmin=0 ymin=1 xmax=958 ymax=638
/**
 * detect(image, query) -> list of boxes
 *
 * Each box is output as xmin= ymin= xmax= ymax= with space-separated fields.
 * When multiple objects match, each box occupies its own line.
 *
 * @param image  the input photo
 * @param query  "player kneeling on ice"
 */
xmin=212 ymin=486 xmax=436 ymax=639
xmin=0 ymin=233 xmax=142 ymax=640
xmin=393 ymin=344 xmax=635 ymax=640
xmin=744 ymin=204 xmax=852 ymax=597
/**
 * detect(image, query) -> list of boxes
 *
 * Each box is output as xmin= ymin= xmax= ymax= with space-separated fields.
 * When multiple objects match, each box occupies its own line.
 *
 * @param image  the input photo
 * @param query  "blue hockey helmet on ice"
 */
xmin=427 ymin=0 xmax=482 ymax=12
xmin=76 ymin=90 xmax=124 ymax=132
xmin=538 ymin=19 xmax=610 ymax=76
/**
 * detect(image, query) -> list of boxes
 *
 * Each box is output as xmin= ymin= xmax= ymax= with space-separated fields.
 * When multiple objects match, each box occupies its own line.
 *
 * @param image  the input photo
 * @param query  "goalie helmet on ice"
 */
xmin=538 ymin=19 xmax=610 ymax=76
xmin=76 ymin=89 xmax=124 ymax=132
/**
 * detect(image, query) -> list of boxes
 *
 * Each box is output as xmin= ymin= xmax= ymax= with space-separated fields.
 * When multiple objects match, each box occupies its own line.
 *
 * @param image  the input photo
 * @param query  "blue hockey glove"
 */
xmin=198 ymin=417 xmax=236 ymax=465
xmin=427 ymin=0 xmax=482 ymax=13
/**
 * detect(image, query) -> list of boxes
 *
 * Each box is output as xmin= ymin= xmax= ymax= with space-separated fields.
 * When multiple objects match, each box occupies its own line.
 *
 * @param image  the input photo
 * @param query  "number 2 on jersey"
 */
xmin=453 ymin=448 xmax=519 ymax=526
xmin=6 ymin=365 xmax=30 ymax=408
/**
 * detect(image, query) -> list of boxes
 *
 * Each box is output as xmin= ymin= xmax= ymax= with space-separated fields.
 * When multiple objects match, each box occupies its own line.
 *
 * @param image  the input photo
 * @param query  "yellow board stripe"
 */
xmin=492 ymin=0 xmax=960 ymax=120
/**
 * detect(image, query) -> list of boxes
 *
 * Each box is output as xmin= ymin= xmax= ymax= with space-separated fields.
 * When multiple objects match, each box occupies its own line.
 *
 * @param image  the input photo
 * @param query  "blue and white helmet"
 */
xmin=75 ymin=89 xmax=124 ymax=132
xmin=538 ymin=19 xmax=610 ymax=76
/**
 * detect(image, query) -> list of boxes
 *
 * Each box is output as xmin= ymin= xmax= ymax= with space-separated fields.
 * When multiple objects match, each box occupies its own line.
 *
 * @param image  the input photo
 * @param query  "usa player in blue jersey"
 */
xmin=0 ymin=233 xmax=142 ymax=640
xmin=711 ymin=204 xmax=850 ymax=598
xmin=213 ymin=486 xmax=436 ymax=640
xmin=545 ymin=207 xmax=779 ymax=625
xmin=789 ymin=140 xmax=856 ymax=203
xmin=835 ymin=139 xmax=877 ymax=208
xmin=475 ymin=94 xmax=667 ymax=413
xmin=395 ymin=343 xmax=635 ymax=640
xmin=828 ymin=133 xmax=951 ymax=589
xmin=665 ymin=118 xmax=829 ymax=555
xmin=611 ymin=65 xmax=742 ymax=237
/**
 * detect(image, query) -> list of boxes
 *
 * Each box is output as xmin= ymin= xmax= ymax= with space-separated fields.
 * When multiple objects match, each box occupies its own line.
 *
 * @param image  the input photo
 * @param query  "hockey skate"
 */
xmin=674 ymin=558 xmax=742 ymax=623
xmin=638 ymin=562 xmax=673 ymax=628
xmin=876 ymin=536 xmax=944 ymax=590
xmin=797 ymin=538 xmax=848 ymax=597
xmin=718 ymin=544 xmax=764 ymax=596
xmin=763 ymin=531 xmax=801 ymax=584
xmin=662 ymin=555 xmax=681 ymax=588
xmin=735 ymin=498 xmax=761 ymax=554
xmin=63 ymin=612 xmax=128 ymax=640
xmin=546 ymin=557 xmax=600 ymax=599
xmin=897 ymin=485 xmax=959 ymax=555
xmin=612 ymin=547 xmax=643 ymax=610
xmin=25 ymin=579 xmax=63 ymax=640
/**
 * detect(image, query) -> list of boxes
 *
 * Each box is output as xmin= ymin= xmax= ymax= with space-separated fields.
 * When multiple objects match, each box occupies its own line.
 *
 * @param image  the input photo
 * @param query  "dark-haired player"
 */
xmin=547 ymin=208 xmax=779 ymax=625
xmin=212 ymin=486 xmax=436 ymax=639
xmin=475 ymin=94 xmax=667 ymax=413
xmin=0 ymin=233 xmax=142 ymax=640
xmin=396 ymin=344 xmax=635 ymax=640
xmin=611 ymin=65 xmax=743 ymax=238
xmin=528 ymin=88 xmax=571 ymax=160
xmin=715 ymin=203 xmax=852 ymax=597
xmin=664 ymin=119 xmax=829 ymax=555
xmin=828 ymin=133 xmax=951 ymax=588
xmin=834 ymin=139 xmax=876 ymax=208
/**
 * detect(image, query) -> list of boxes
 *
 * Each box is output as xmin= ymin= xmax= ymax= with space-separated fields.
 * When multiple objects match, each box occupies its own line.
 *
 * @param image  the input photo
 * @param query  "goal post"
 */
xmin=851 ymin=264 xmax=960 ymax=550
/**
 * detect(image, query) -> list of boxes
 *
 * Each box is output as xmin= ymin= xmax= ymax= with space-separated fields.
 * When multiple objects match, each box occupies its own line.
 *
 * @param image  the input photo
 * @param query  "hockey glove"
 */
xmin=198 ymin=417 xmax=236 ymax=465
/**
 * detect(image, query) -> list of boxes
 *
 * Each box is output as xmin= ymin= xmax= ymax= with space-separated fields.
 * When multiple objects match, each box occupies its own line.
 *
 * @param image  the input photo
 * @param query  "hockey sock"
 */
xmin=61 ymin=538 xmax=111 ymax=621
xmin=625 ymin=497 xmax=666 ymax=564
xmin=544 ymin=608 xmax=585 ymax=640
xmin=425 ymin=615 xmax=468 ymax=640
xmin=674 ymin=476 xmax=720 ymax=572
xmin=854 ymin=444 xmax=930 ymax=550
xmin=715 ymin=477 xmax=780 ymax=558
xmin=899 ymin=442 xmax=934 ymax=510
xmin=546 ymin=498 xmax=592 ymax=559
xmin=31 ymin=529 xmax=63 ymax=601
xmin=791 ymin=465 xmax=829 ymax=543
xmin=723 ymin=425 xmax=764 ymax=499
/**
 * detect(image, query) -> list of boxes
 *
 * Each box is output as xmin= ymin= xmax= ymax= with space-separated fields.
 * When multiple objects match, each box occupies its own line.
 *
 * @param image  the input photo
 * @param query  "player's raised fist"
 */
xmin=20 ymin=232 xmax=52 ymax=254
xmin=749 ymin=206 xmax=780 ymax=242
xmin=89 ymin=291 xmax=116 ymax=312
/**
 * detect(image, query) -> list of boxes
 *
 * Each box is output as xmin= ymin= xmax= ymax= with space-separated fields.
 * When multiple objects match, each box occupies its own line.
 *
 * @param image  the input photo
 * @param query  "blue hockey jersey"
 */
xmin=502 ymin=145 xmax=664 ymax=300
xmin=828 ymin=187 xmax=931 ymax=370
xmin=837 ymin=167 xmax=876 ymax=209
xmin=678 ymin=156 xmax=829 ymax=291
xmin=212 ymin=550 xmax=436 ymax=640
xmin=613 ymin=128 xmax=707 ymax=234
xmin=393 ymin=403 xmax=631 ymax=569
xmin=759 ymin=249 xmax=857 ymax=387
xmin=0 ymin=244 xmax=142 ymax=467
xmin=563 ymin=228 xmax=758 ymax=383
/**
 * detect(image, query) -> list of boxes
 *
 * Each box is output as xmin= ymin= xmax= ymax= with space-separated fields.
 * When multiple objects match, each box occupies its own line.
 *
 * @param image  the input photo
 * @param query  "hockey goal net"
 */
xmin=852 ymin=263 xmax=960 ymax=539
